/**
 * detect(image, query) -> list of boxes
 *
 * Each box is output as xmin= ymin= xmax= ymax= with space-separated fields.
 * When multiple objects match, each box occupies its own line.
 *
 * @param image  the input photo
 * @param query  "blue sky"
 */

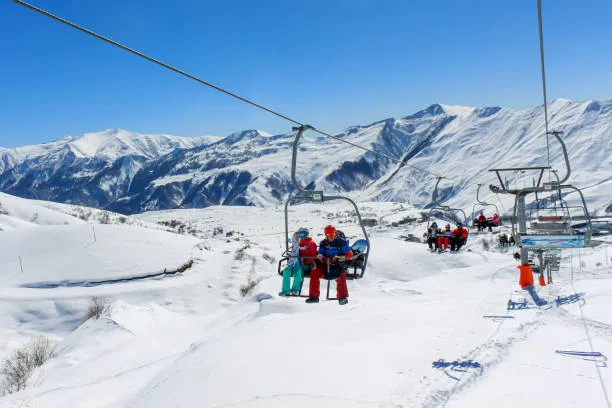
xmin=1 ymin=0 xmax=611 ymax=147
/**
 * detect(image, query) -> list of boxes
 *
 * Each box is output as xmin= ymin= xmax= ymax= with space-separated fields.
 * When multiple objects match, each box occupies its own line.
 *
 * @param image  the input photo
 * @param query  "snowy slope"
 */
xmin=0 ymin=196 xmax=611 ymax=407
xmin=361 ymin=99 xmax=612 ymax=216
xmin=0 ymin=193 xmax=200 ymax=289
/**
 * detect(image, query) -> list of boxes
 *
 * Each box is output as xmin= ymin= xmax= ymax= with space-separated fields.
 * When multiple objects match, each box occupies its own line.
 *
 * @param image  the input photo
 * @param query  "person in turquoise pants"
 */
xmin=280 ymin=231 xmax=303 ymax=296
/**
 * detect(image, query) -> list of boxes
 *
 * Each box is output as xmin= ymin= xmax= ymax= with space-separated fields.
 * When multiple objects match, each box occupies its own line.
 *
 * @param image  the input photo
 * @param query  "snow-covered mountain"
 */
xmin=0 ymin=129 xmax=220 ymax=208
xmin=0 ymin=99 xmax=610 ymax=215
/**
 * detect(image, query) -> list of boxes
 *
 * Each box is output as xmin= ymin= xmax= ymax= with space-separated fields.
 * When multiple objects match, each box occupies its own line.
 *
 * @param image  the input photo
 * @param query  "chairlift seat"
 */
xmin=538 ymin=215 xmax=565 ymax=222
xmin=530 ymin=221 xmax=572 ymax=234
xmin=346 ymin=239 xmax=368 ymax=279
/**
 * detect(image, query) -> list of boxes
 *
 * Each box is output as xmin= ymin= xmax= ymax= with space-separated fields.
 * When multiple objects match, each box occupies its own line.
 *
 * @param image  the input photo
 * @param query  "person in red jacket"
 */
xmin=477 ymin=213 xmax=487 ymax=231
xmin=306 ymin=225 xmax=353 ymax=305
xmin=436 ymin=224 xmax=452 ymax=252
xmin=297 ymin=227 xmax=318 ymax=276
xmin=279 ymin=227 xmax=318 ymax=296
xmin=450 ymin=223 xmax=468 ymax=252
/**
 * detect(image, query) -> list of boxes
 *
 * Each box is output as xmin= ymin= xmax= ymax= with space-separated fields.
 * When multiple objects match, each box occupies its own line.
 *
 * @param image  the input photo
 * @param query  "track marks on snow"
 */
xmin=418 ymin=312 xmax=546 ymax=408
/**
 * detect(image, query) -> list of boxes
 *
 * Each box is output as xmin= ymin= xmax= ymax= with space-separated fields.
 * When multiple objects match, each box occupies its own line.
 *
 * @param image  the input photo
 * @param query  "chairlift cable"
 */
xmin=10 ymin=0 xmax=305 ymax=128
xmin=13 ymin=0 xmax=510 ymax=195
xmin=10 ymin=0 xmax=472 ymax=185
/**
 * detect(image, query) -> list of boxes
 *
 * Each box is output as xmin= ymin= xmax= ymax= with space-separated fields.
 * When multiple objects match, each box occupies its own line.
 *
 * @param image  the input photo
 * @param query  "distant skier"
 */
xmin=450 ymin=223 xmax=468 ymax=252
xmin=306 ymin=225 xmax=353 ymax=305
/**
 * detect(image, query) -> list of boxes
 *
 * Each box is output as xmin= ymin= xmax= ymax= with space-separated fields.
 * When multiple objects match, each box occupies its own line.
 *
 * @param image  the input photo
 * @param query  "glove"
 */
xmin=336 ymin=255 xmax=346 ymax=263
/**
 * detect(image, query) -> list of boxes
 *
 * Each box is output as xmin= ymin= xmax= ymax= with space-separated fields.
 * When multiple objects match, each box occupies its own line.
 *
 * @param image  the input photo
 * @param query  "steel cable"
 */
xmin=11 ymin=0 xmax=473 ymax=185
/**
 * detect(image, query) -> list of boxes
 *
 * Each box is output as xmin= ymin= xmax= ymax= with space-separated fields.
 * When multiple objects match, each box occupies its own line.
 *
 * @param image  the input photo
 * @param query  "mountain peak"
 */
xmin=220 ymin=129 xmax=271 ymax=144
xmin=402 ymin=103 xmax=477 ymax=120
xmin=438 ymin=104 xmax=477 ymax=117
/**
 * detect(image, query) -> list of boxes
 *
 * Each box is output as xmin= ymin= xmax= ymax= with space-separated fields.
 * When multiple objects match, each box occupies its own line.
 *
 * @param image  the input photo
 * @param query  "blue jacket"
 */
xmin=318 ymin=237 xmax=352 ymax=259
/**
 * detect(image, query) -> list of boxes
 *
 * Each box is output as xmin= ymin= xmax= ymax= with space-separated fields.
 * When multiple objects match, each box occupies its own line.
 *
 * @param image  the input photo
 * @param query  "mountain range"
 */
xmin=0 ymin=99 xmax=610 ymax=216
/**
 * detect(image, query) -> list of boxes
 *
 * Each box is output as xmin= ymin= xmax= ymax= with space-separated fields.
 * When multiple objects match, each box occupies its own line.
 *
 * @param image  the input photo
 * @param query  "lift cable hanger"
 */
xmin=11 ymin=0 xmax=467 ymax=184
xmin=284 ymin=125 xmax=371 ymax=279
xmin=426 ymin=177 xmax=467 ymax=228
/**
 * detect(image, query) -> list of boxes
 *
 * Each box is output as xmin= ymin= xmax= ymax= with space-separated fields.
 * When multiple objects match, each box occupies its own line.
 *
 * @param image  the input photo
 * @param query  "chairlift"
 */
xmin=426 ymin=177 xmax=468 ymax=229
xmin=424 ymin=177 xmax=470 ymax=252
xmin=520 ymin=171 xmax=592 ymax=248
xmin=470 ymin=184 xmax=500 ymax=230
xmin=279 ymin=125 xmax=370 ymax=299
xmin=528 ymin=188 xmax=572 ymax=235
xmin=485 ymin=1 xmax=596 ymax=298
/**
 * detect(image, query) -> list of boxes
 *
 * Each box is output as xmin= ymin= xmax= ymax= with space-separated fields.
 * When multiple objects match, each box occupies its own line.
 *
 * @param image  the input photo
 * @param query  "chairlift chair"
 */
xmin=279 ymin=125 xmax=371 ymax=300
xmin=426 ymin=177 xmax=468 ymax=227
xmin=522 ymin=183 xmax=593 ymax=247
xmin=470 ymin=184 xmax=500 ymax=230
xmin=277 ymin=231 xmax=368 ymax=280
xmin=425 ymin=177 xmax=470 ymax=248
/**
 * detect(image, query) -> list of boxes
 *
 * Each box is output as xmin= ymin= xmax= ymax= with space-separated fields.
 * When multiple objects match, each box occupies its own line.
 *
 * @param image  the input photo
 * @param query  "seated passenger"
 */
xmin=450 ymin=223 xmax=469 ymax=252
xmin=297 ymin=228 xmax=317 ymax=276
xmin=437 ymin=224 xmax=452 ymax=252
xmin=427 ymin=222 xmax=440 ymax=251
xmin=306 ymin=225 xmax=353 ymax=305
xmin=487 ymin=214 xmax=500 ymax=232
xmin=279 ymin=231 xmax=302 ymax=296
xmin=477 ymin=214 xmax=487 ymax=231
xmin=499 ymin=232 xmax=508 ymax=247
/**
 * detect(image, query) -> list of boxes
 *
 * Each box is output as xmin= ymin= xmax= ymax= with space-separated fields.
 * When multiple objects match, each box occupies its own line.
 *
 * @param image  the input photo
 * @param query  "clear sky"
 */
xmin=0 ymin=0 xmax=611 ymax=147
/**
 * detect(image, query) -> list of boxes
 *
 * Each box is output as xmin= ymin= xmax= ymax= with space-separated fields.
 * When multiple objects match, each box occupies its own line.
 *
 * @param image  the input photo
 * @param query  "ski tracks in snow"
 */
xmin=415 ymin=310 xmax=546 ymax=408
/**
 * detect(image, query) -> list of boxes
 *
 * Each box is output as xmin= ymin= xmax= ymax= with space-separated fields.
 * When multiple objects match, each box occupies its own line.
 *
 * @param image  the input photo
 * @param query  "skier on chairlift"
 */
xmin=437 ymin=224 xmax=452 ymax=252
xmin=306 ymin=225 xmax=353 ymax=305
xmin=450 ymin=223 xmax=468 ymax=252
xmin=279 ymin=228 xmax=317 ymax=296
xmin=427 ymin=222 xmax=441 ymax=251
xmin=488 ymin=213 xmax=500 ymax=232
xmin=477 ymin=213 xmax=487 ymax=231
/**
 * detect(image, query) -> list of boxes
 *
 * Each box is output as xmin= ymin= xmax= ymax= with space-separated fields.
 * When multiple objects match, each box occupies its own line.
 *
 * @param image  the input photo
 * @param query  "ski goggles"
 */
xmin=297 ymin=231 xmax=309 ymax=238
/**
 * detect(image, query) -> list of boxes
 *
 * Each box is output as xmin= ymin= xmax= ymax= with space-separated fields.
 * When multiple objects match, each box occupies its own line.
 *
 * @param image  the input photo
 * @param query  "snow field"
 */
xmin=0 ymin=196 xmax=610 ymax=407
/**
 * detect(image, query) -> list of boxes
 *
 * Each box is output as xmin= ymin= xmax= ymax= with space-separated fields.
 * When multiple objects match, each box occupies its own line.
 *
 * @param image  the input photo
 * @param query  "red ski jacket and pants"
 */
xmin=309 ymin=236 xmax=353 ymax=299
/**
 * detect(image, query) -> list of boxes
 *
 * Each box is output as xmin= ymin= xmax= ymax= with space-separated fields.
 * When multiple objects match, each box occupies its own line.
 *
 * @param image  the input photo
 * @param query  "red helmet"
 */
xmin=324 ymin=225 xmax=336 ymax=236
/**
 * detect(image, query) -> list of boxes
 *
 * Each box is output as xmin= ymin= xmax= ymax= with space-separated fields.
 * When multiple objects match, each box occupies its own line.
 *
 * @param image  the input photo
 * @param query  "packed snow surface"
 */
xmin=0 ymin=195 xmax=611 ymax=408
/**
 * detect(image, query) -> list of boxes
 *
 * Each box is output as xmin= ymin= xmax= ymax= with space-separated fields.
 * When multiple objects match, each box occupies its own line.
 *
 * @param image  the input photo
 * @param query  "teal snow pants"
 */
xmin=281 ymin=263 xmax=303 ymax=295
